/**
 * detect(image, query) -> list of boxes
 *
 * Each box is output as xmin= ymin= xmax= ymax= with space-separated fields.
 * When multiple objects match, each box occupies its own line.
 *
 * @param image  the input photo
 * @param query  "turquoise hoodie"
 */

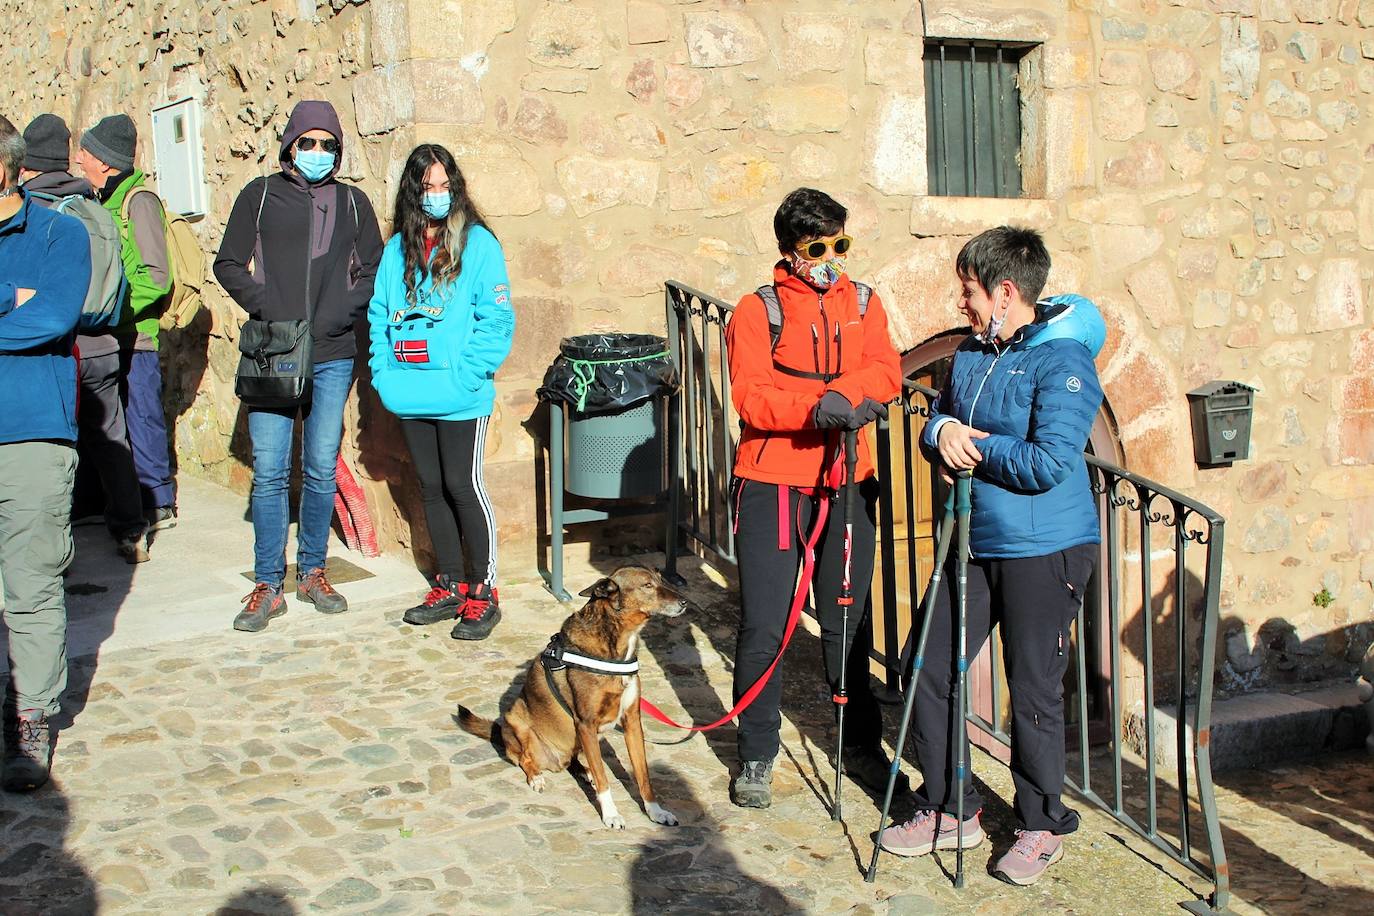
xmin=367 ymin=225 xmax=515 ymax=421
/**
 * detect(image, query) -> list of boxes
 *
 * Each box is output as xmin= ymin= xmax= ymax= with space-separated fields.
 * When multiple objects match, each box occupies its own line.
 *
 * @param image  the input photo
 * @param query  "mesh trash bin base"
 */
xmin=565 ymin=398 xmax=663 ymax=500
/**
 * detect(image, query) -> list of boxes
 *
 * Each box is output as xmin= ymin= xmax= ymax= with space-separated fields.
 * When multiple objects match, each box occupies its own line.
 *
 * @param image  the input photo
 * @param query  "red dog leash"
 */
xmin=640 ymin=446 xmax=844 ymax=732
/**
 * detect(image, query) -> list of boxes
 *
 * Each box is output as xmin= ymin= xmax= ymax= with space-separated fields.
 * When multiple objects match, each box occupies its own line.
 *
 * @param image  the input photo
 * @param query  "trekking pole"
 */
xmin=952 ymin=469 xmax=973 ymax=889
xmin=832 ymin=428 xmax=860 ymax=823
xmin=865 ymin=478 xmax=960 ymax=883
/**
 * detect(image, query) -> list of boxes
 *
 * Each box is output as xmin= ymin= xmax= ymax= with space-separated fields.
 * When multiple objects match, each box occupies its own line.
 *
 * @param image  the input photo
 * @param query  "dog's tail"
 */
xmin=457 ymin=705 xmax=495 ymax=740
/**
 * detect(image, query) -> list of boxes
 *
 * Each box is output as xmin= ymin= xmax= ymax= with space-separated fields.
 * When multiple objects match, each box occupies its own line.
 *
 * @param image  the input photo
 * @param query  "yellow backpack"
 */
xmin=121 ymin=186 xmax=206 ymax=331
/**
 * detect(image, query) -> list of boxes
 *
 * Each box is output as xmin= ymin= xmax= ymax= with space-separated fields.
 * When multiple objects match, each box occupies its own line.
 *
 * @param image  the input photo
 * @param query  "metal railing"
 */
xmin=661 ymin=281 xmax=1231 ymax=914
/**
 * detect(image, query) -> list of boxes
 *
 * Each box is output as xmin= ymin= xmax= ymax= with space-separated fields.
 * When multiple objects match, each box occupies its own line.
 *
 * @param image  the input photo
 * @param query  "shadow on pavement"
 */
xmin=628 ymin=764 xmax=803 ymax=914
xmin=0 ymin=781 xmax=97 ymax=915
xmin=215 ymin=886 xmax=299 ymax=915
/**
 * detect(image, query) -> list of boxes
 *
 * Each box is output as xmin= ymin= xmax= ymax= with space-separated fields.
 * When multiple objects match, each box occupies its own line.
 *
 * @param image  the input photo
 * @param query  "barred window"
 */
xmin=924 ymin=41 xmax=1034 ymax=198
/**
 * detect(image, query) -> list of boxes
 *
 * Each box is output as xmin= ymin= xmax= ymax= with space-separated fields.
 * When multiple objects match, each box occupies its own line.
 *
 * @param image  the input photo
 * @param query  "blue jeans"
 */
xmin=248 ymin=358 xmax=353 ymax=588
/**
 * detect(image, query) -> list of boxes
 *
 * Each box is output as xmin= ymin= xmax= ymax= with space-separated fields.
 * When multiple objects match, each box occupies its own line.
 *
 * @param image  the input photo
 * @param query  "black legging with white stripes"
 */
xmin=400 ymin=416 xmax=497 ymax=586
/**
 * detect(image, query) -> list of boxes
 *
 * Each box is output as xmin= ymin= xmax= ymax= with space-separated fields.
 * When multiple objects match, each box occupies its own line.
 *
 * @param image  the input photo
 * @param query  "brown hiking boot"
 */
xmin=296 ymin=567 xmax=348 ymax=614
xmin=234 ymin=583 xmax=287 ymax=632
xmin=3 ymin=709 xmax=53 ymax=792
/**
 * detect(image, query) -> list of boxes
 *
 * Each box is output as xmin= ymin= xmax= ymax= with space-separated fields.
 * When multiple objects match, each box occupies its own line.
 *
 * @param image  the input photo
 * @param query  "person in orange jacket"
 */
xmin=724 ymin=188 xmax=903 ymax=808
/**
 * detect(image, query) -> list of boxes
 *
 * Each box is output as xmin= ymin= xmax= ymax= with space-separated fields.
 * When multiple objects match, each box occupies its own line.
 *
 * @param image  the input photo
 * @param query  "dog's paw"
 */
xmin=529 ymin=774 xmax=547 ymax=793
xmin=646 ymin=802 xmax=679 ymax=826
xmin=602 ymin=812 xmax=627 ymax=830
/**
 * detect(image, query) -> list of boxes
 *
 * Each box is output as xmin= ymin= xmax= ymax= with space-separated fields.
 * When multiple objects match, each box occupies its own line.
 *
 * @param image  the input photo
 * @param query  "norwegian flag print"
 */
xmin=394 ymin=339 xmax=430 ymax=364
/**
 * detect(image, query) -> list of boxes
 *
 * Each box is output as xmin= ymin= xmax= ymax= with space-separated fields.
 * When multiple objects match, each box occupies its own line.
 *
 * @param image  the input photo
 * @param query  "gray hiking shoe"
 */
xmin=296 ymin=568 xmax=348 ymax=614
xmin=3 ymin=709 xmax=53 ymax=792
xmin=234 ymin=583 xmax=287 ymax=632
xmin=731 ymin=760 xmax=774 ymax=809
xmin=993 ymin=829 xmax=1063 ymax=885
xmin=878 ymin=809 xmax=985 ymax=857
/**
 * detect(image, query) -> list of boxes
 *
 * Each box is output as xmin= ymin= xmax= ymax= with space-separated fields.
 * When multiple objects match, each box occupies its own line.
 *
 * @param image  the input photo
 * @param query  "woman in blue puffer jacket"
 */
xmin=878 ymin=227 xmax=1105 ymax=888
xmin=368 ymin=144 xmax=515 ymax=641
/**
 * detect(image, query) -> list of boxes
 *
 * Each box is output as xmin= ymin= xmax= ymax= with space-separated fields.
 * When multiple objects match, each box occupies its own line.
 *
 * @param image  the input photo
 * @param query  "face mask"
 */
xmin=790 ymin=253 xmax=845 ymax=290
xmin=294 ymin=149 xmax=335 ymax=183
xmin=422 ymin=191 xmax=451 ymax=221
xmin=976 ymin=294 xmax=1009 ymax=344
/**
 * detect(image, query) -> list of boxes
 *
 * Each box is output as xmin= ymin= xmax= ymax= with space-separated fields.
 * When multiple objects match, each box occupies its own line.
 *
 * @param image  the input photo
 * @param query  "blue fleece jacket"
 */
xmin=367 ymin=225 xmax=515 ymax=421
xmin=0 ymin=192 xmax=89 ymax=444
xmin=921 ymin=294 xmax=1106 ymax=559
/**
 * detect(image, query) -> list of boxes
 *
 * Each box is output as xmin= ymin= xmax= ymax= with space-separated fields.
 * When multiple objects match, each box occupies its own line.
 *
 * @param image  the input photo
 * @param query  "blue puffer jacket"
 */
xmin=367 ymin=225 xmax=515 ymax=421
xmin=921 ymin=294 xmax=1106 ymax=559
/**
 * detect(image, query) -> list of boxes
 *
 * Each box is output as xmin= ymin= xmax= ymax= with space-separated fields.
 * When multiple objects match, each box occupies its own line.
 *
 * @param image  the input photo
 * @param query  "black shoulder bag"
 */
xmin=234 ymin=182 xmax=359 ymax=408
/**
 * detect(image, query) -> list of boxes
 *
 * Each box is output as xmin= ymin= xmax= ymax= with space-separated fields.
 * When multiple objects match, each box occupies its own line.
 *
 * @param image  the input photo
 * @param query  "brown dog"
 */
xmin=458 ymin=566 xmax=687 ymax=828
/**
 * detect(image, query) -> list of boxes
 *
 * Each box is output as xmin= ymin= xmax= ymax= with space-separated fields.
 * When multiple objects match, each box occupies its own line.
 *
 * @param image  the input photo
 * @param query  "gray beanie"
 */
xmin=23 ymin=114 xmax=70 ymax=172
xmin=81 ymin=114 xmax=137 ymax=172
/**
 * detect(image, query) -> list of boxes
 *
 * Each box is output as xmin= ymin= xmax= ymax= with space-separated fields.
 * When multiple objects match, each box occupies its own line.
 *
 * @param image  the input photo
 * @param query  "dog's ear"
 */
xmin=578 ymin=577 xmax=621 ymax=602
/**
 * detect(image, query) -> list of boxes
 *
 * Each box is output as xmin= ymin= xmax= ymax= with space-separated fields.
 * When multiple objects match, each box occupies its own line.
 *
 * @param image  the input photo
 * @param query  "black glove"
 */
xmin=853 ymin=397 xmax=889 ymax=427
xmin=812 ymin=390 xmax=855 ymax=429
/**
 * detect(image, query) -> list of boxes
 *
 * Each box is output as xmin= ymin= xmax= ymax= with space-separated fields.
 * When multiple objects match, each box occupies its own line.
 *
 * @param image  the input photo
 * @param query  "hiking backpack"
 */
xmin=121 ymin=186 xmax=206 ymax=331
xmin=755 ymin=282 xmax=873 ymax=352
xmin=31 ymin=191 xmax=128 ymax=333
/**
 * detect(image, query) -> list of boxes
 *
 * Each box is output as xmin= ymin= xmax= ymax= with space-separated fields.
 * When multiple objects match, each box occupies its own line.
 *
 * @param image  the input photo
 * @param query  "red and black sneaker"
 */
xmin=451 ymin=582 xmax=501 ymax=641
xmin=403 ymin=576 xmax=467 ymax=626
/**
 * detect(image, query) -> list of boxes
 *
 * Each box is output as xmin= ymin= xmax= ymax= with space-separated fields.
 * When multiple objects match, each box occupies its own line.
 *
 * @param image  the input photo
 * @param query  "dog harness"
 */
xmin=539 ymin=632 xmax=639 ymax=720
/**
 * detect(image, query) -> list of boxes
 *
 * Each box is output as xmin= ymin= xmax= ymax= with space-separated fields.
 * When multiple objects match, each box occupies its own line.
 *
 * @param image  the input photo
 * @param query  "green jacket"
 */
xmin=104 ymin=170 xmax=171 ymax=347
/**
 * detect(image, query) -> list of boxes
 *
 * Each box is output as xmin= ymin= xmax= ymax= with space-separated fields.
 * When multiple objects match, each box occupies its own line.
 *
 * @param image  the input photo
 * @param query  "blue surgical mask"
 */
xmin=294 ymin=149 xmax=335 ymax=183
xmin=422 ymin=191 xmax=452 ymax=221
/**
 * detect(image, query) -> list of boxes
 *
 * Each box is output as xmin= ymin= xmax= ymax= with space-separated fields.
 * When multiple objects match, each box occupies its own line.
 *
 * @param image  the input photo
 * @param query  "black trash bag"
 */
xmin=538 ymin=333 xmax=680 ymax=415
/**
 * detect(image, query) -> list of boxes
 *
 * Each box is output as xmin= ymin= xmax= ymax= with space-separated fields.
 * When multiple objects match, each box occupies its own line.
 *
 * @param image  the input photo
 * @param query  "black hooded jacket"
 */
xmin=213 ymin=101 xmax=383 ymax=364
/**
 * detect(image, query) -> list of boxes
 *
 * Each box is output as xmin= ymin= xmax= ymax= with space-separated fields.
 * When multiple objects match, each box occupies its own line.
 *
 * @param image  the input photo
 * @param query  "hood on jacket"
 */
xmin=1025 ymin=294 xmax=1107 ymax=358
xmin=279 ymin=100 xmax=344 ymax=185
xmin=21 ymin=170 xmax=96 ymax=200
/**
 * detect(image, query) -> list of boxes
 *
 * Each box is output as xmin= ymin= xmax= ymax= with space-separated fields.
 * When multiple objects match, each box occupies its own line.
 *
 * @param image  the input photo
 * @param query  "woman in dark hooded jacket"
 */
xmin=213 ymin=100 xmax=384 ymax=633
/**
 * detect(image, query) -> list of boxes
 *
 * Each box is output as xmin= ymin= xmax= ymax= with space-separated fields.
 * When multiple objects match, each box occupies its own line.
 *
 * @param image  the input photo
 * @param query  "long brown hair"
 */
xmin=393 ymin=144 xmax=490 ymax=305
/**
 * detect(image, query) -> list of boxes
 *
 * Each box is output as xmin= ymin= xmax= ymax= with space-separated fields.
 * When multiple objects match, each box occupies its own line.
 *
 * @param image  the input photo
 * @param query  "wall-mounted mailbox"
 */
xmin=1187 ymin=380 xmax=1257 ymax=467
xmin=149 ymin=98 xmax=207 ymax=219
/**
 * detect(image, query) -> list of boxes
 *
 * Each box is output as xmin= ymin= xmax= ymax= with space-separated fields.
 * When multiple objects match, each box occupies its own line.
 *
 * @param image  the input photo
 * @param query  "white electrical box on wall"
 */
xmin=149 ymin=98 xmax=207 ymax=218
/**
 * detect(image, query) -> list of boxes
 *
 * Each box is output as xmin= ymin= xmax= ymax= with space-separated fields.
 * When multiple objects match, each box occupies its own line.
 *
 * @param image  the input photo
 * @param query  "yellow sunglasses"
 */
xmin=795 ymin=235 xmax=853 ymax=261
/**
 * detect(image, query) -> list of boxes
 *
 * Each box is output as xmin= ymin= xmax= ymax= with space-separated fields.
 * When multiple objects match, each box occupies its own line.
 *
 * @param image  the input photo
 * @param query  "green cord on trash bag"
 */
xmin=568 ymin=352 xmax=667 ymax=412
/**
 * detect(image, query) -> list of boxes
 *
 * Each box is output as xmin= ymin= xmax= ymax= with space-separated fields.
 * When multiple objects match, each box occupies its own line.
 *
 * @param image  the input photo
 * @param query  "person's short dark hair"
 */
xmin=773 ymin=187 xmax=847 ymax=256
xmin=956 ymin=225 xmax=1051 ymax=305
xmin=0 ymin=114 xmax=24 ymax=186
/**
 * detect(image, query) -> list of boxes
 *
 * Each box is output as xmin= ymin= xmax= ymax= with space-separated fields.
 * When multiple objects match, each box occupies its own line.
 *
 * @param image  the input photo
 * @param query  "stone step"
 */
xmin=1123 ymin=682 xmax=1369 ymax=774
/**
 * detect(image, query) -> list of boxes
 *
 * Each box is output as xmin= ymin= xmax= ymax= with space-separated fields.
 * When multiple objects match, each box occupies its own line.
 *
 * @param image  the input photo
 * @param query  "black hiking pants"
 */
xmin=908 ymin=542 xmax=1098 ymax=834
xmin=732 ymin=476 xmax=883 ymax=763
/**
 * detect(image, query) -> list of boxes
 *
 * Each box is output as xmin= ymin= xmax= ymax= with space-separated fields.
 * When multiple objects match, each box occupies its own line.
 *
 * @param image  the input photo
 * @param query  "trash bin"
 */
xmin=565 ymin=397 xmax=664 ymax=499
xmin=538 ymin=333 xmax=680 ymax=500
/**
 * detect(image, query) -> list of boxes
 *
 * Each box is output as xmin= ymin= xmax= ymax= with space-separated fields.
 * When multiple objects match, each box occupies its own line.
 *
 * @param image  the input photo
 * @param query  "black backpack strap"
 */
xmin=854 ymin=281 xmax=872 ymax=316
xmin=756 ymin=285 xmax=783 ymax=352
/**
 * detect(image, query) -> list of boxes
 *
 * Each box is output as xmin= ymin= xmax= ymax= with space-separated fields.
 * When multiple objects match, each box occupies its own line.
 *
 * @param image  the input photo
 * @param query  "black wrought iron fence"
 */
xmin=661 ymin=281 xmax=1230 ymax=914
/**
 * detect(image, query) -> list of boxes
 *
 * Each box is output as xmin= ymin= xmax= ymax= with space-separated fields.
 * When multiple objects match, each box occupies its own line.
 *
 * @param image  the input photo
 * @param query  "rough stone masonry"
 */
xmin=2 ymin=0 xmax=1372 ymax=697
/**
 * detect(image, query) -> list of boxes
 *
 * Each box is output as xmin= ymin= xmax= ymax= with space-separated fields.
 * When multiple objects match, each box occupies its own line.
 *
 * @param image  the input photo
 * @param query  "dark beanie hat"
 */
xmin=80 ymin=114 xmax=137 ymax=172
xmin=23 ymin=114 xmax=71 ymax=172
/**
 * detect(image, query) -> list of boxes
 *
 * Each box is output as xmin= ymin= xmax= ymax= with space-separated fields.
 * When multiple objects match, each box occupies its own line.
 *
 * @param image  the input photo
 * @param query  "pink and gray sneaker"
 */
xmin=878 ymin=809 xmax=985 ymax=857
xmin=993 ymin=828 xmax=1064 ymax=885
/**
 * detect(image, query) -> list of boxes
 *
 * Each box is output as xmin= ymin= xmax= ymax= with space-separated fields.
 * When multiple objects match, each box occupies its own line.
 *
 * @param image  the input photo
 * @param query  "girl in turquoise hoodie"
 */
xmin=368 ymin=145 xmax=515 ymax=640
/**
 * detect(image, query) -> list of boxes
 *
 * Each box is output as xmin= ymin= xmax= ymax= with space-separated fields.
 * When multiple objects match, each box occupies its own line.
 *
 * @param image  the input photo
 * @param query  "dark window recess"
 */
xmin=924 ymin=41 xmax=1032 ymax=198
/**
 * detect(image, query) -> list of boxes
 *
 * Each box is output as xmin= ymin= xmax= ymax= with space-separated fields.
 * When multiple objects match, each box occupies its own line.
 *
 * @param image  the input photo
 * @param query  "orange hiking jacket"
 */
xmin=726 ymin=265 xmax=902 ymax=489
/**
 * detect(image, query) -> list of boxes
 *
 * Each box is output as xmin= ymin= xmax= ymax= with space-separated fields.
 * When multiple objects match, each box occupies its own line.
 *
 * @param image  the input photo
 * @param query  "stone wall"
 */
xmin=3 ymin=0 xmax=1372 ymax=692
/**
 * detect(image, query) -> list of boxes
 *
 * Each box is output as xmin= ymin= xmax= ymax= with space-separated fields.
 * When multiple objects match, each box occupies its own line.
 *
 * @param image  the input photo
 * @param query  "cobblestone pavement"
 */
xmin=1 ymin=549 xmax=1368 ymax=914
